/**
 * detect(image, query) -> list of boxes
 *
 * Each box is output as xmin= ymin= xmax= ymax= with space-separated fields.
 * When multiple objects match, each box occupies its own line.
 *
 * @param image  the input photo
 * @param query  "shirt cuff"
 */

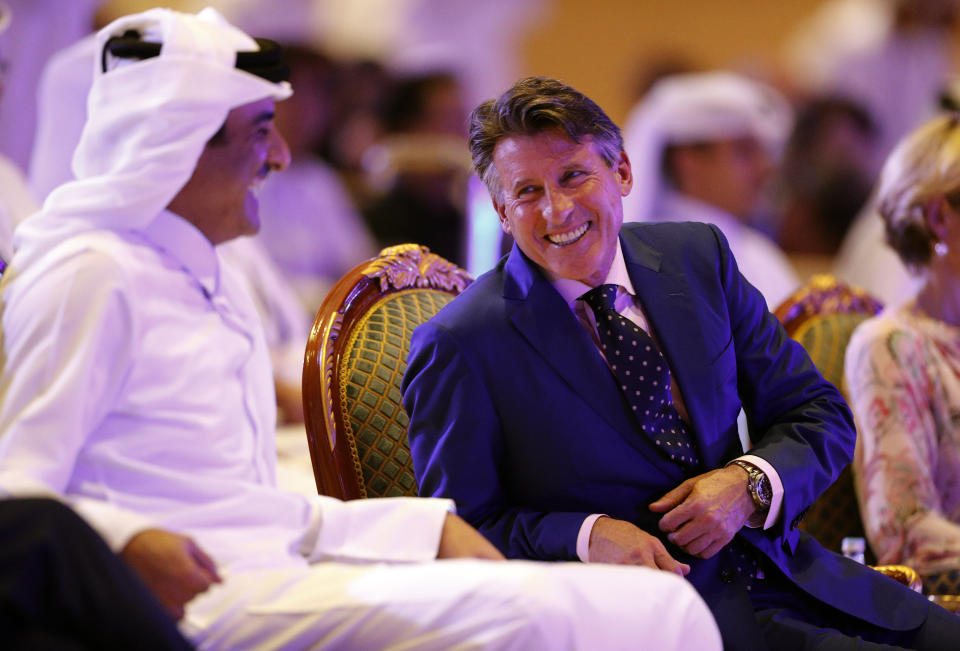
xmin=304 ymin=495 xmax=454 ymax=563
xmin=577 ymin=513 xmax=607 ymax=562
xmin=734 ymin=454 xmax=783 ymax=530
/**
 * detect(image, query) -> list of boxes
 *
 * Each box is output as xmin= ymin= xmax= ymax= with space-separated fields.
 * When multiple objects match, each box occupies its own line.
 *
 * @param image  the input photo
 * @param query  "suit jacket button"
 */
xmin=720 ymin=568 xmax=735 ymax=584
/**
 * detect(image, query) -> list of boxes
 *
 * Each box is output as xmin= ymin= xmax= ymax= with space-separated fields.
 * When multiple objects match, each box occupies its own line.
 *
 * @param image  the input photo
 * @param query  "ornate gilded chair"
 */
xmin=302 ymin=244 xmax=472 ymax=500
xmin=773 ymin=274 xmax=883 ymax=559
xmin=774 ymin=276 xmax=927 ymax=592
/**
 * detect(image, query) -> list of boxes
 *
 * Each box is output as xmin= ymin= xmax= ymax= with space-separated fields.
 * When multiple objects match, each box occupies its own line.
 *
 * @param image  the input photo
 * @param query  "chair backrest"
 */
xmin=773 ymin=274 xmax=883 ymax=555
xmin=774 ymin=274 xmax=883 ymax=394
xmin=302 ymin=244 xmax=472 ymax=500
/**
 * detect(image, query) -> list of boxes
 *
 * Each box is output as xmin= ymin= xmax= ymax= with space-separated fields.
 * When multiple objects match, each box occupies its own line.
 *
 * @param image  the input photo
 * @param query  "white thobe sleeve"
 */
xmin=0 ymin=252 xmax=160 ymax=550
xmin=300 ymin=495 xmax=454 ymax=563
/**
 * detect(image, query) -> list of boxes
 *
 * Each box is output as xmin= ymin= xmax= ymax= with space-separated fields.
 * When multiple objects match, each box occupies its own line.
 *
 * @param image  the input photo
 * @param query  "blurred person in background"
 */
xmin=0 ymin=2 xmax=38 ymax=262
xmin=622 ymin=71 xmax=798 ymax=308
xmin=786 ymin=0 xmax=957 ymax=164
xmin=0 ymin=0 xmax=103 ymax=171
xmin=795 ymin=0 xmax=957 ymax=304
xmin=775 ymin=96 xmax=879 ymax=279
xmin=255 ymin=44 xmax=377 ymax=314
xmin=362 ymin=71 xmax=473 ymax=266
xmin=846 ymin=113 xmax=960 ymax=595
xmin=318 ymin=58 xmax=393 ymax=199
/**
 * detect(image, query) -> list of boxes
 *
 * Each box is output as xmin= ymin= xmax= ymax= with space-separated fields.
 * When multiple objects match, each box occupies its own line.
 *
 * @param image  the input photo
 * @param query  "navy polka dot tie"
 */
xmin=580 ymin=284 xmax=699 ymax=467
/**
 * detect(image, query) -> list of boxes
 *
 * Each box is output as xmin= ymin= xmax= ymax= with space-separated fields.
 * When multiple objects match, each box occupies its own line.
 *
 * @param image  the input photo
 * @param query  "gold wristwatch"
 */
xmin=730 ymin=460 xmax=772 ymax=512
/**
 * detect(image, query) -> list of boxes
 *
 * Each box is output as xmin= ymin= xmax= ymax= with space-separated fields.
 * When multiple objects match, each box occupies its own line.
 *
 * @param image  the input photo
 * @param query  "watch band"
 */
xmin=730 ymin=459 xmax=772 ymax=512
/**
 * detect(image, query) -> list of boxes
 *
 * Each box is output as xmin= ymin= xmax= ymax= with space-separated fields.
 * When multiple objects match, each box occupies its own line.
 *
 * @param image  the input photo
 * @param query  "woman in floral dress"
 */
xmin=846 ymin=114 xmax=960 ymax=595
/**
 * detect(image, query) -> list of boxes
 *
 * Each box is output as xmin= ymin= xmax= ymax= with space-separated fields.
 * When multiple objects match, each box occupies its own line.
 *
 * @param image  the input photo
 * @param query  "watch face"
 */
xmin=756 ymin=475 xmax=773 ymax=505
xmin=733 ymin=460 xmax=772 ymax=507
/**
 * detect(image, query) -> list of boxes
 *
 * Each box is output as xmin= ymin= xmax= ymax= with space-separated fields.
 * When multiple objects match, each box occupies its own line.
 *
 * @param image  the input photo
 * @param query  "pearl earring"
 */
xmin=935 ymin=241 xmax=949 ymax=258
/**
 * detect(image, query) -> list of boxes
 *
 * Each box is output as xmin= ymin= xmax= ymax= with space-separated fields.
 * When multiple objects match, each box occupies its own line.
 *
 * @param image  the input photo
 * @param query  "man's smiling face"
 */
xmin=180 ymin=97 xmax=291 ymax=245
xmin=491 ymin=129 xmax=632 ymax=286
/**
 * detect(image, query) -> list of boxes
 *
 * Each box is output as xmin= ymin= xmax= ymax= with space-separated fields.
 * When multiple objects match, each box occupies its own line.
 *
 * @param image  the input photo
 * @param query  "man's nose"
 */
xmin=268 ymin=128 xmax=292 ymax=172
xmin=542 ymin=187 xmax=574 ymax=223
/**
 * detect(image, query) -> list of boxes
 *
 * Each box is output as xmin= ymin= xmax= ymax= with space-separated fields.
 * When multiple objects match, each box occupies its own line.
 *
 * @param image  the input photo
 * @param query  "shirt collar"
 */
xmin=140 ymin=210 xmax=220 ymax=295
xmin=546 ymin=236 xmax=636 ymax=310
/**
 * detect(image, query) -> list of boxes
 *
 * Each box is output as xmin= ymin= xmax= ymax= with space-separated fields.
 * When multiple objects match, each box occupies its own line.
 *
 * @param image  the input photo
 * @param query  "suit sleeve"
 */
xmin=709 ymin=224 xmax=856 ymax=540
xmin=404 ymin=322 xmax=588 ymax=561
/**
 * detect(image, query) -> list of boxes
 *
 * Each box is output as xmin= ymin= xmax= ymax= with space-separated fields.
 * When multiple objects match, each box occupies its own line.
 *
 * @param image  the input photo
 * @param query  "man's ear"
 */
xmin=616 ymin=150 xmax=633 ymax=197
xmin=494 ymin=201 xmax=512 ymax=234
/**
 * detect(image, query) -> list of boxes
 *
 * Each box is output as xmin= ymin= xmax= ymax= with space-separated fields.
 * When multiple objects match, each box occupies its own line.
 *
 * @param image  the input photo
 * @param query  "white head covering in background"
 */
xmin=0 ymin=2 xmax=10 ymax=34
xmin=621 ymin=71 xmax=792 ymax=224
xmin=13 ymin=7 xmax=291 ymax=266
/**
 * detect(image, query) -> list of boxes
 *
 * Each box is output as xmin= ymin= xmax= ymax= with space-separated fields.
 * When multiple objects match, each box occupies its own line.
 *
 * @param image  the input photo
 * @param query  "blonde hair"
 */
xmin=876 ymin=114 xmax=960 ymax=268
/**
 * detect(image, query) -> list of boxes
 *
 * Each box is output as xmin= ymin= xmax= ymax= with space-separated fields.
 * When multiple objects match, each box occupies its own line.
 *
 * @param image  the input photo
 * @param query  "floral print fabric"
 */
xmin=846 ymin=301 xmax=960 ymax=585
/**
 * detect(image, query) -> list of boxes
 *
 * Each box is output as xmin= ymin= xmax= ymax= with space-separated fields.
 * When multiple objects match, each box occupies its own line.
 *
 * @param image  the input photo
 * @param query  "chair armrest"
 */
xmin=870 ymin=564 xmax=923 ymax=593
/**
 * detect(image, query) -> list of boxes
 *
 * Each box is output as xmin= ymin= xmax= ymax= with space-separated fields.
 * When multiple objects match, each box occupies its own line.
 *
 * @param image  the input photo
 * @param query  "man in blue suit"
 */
xmin=403 ymin=77 xmax=960 ymax=649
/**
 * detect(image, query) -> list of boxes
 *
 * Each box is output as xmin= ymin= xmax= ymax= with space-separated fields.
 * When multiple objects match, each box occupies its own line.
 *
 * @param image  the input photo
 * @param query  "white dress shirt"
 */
xmin=0 ymin=210 xmax=449 ymax=569
xmin=217 ymin=236 xmax=312 ymax=387
xmin=544 ymin=239 xmax=784 ymax=561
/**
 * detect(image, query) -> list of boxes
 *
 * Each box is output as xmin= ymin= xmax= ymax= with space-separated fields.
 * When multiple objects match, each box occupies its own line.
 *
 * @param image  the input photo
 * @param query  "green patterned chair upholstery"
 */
xmin=774 ymin=275 xmax=883 ymax=558
xmin=923 ymin=569 xmax=960 ymax=598
xmin=303 ymin=244 xmax=472 ymax=499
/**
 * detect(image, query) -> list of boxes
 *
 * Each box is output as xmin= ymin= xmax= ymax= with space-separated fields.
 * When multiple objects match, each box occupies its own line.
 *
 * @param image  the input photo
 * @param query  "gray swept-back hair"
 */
xmin=468 ymin=77 xmax=623 ymax=201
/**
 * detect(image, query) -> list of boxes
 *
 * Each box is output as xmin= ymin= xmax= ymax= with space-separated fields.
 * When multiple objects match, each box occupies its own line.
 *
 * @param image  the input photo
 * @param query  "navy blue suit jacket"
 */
xmin=403 ymin=222 xmax=927 ymax=634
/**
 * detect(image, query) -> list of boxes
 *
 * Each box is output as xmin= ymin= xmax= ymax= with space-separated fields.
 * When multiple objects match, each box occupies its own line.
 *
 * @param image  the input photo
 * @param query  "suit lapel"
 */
xmin=620 ymin=229 xmax=719 ymax=469
xmin=502 ymin=245 xmax=682 ymax=472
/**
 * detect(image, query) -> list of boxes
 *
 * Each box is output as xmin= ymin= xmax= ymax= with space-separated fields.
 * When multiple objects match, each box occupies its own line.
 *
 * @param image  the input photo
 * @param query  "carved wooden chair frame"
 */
xmin=302 ymin=244 xmax=472 ymax=499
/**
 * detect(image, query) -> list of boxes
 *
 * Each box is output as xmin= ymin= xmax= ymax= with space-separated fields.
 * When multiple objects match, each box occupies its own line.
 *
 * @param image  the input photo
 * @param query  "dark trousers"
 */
xmin=749 ymin=559 xmax=960 ymax=650
xmin=0 ymin=497 xmax=192 ymax=650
